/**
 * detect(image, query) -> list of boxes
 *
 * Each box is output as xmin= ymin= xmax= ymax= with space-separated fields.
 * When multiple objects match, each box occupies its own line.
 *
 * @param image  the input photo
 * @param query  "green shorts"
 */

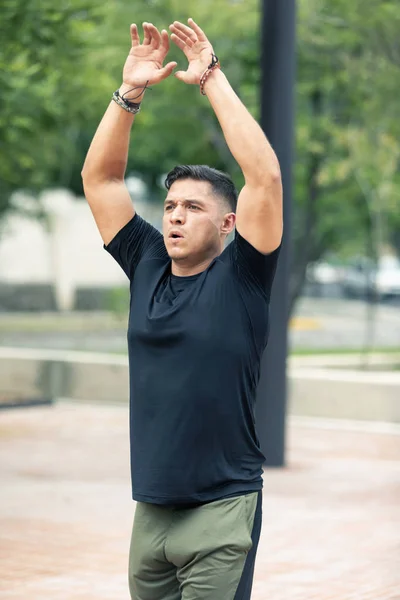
xmin=128 ymin=491 xmax=262 ymax=600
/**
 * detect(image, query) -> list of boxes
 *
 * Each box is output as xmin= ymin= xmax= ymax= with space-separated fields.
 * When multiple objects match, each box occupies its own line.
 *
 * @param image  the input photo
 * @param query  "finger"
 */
xmin=130 ymin=24 xmax=140 ymax=47
xmin=142 ymin=22 xmax=151 ymax=45
xmin=160 ymin=29 xmax=170 ymax=52
xmin=171 ymin=21 xmax=198 ymax=44
xmin=170 ymin=33 xmax=190 ymax=53
xmin=169 ymin=25 xmax=194 ymax=48
xmin=148 ymin=23 xmax=161 ymax=49
xmin=174 ymin=70 xmax=188 ymax=83
xmin=188 ymin=18 xmax=208 ymax=42
xmin=157 ymin=61 xmax=178 ymax=81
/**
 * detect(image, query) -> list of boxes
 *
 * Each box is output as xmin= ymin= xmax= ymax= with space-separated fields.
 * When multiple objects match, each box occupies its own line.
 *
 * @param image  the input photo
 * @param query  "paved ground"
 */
xmin=0 ymin=402 xmax=399 ymax=600
xmin=0 ymin=297 xmax=400 ymax=352
xmin=292 ymin=297 xmax=400 ymax=351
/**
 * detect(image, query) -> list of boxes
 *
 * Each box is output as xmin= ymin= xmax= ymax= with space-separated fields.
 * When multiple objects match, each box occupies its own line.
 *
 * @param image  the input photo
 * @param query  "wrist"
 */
xmin=119 ymin=82 xmax=146 ymax=104
xmin=202 ymin=66 xmax=224 ymax=96
xmin=200 ymin=53 xmax=222 ymax=96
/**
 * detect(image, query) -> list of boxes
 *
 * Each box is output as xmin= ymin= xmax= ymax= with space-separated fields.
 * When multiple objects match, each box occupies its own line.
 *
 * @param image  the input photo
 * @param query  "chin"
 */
xmin=167 ymin=247 xmax=189 ymax=261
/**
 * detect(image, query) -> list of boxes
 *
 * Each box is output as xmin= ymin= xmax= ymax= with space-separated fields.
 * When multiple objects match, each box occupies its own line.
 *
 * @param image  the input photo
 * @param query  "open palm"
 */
xmin=169 ymin=19 xmax=215 ymax=85
xmin=123 ymin=23 xmax=177 ymax=88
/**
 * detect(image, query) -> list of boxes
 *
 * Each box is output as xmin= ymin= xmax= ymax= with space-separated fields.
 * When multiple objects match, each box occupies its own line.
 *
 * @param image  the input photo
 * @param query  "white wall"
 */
xmin=0 ymin=189 xmax=162 ymax=309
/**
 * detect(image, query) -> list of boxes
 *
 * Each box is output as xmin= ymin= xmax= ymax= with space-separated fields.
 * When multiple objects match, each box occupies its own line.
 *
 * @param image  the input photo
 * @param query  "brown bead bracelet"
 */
xmin=200 ymin=54 xmax=221 ymax=96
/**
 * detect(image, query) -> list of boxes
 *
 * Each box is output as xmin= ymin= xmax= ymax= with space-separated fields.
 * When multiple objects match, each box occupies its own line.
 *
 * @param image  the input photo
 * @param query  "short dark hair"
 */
xmin=165 ymin=165 xmax=238 ymax=213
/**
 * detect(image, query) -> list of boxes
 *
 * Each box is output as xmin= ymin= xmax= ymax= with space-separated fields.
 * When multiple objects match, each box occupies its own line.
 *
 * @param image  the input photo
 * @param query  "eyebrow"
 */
xmin=164 ymin=198 xmax=206 ymax=206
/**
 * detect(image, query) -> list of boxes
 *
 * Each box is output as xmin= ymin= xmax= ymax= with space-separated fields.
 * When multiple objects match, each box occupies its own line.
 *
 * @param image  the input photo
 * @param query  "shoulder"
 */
xmin=104 ymin=213 xmax=168 ymax=282
xmin=104 ymin=213 xmax=163 ymax=251
xmin=219 ymin=230 xmax=281 ymax=297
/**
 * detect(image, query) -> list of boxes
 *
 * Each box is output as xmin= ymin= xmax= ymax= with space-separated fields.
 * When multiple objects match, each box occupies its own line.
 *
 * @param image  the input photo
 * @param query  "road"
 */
xmin=291 ymin=296 xmax=400 ymax=350
xmin=0 ymin=297 xmax=399 ymax=353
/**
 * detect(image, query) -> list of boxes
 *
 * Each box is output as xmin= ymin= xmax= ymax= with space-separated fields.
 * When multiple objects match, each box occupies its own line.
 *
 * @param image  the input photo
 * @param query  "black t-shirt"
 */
xmin=104 ymin=213 xmax=280 ymax=505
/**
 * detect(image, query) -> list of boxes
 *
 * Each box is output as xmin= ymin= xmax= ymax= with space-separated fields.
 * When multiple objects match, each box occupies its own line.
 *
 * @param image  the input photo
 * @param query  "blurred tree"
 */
xmin=79 ymin=0 xmax=400 ymax=312
xmin=292 ymin=0 xmax=400 ymax=311
xmin=1 ymin=0 xmax=399 ymax=315
xmin=0 ymin=0 xmax=105 ymax=219
xmin=99 ymin=0 xmax=261 ymax=198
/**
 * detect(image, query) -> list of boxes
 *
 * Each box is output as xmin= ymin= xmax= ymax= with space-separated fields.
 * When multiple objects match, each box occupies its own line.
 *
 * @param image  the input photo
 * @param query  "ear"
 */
xmin=220 ymin=212 xmax=236 ymax=235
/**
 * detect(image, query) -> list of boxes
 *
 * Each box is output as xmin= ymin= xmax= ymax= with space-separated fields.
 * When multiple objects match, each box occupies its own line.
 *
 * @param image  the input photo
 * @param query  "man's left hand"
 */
xmin=169 ymin=18 xmax=214 ymax=85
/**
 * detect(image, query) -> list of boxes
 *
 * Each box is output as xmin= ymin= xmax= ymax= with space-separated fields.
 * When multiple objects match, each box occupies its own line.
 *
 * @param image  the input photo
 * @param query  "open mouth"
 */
xmin=169 ymin=232 xmax=184 ymax=239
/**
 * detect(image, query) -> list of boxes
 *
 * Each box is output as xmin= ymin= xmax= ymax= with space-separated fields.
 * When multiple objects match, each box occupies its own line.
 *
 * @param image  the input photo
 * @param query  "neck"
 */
xmin=171 ymin=255 xmax=217 ymax=277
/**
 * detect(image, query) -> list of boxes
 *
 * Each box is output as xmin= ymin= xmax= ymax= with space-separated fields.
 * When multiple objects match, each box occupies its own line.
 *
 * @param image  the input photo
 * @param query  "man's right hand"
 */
xmin=121 ymin=23 xmax=177 ymax=101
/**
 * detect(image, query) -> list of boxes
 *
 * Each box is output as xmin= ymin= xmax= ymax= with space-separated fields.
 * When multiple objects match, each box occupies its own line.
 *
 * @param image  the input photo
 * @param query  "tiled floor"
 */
xmin=1 ymin=402 xmax=399 ymax=599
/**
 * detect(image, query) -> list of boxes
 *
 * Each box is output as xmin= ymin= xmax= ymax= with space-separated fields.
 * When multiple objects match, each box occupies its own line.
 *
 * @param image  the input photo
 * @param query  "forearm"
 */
xmin=82 ymin=84 xmax=144 ymax=184
xmin=204 ymin=70 xmax=280 ymax=184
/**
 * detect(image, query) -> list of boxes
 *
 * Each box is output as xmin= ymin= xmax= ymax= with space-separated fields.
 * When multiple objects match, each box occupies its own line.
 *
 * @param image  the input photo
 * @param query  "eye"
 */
xmin=165 ymin=205 xmax=173 ymax=211
xmin=188 ymin=204 xmax=199 ymax=210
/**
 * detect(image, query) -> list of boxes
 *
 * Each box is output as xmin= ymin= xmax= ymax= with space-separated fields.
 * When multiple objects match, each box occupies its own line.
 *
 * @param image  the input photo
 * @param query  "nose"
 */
xmin=170 ymin=204 xmax=186 ymax=224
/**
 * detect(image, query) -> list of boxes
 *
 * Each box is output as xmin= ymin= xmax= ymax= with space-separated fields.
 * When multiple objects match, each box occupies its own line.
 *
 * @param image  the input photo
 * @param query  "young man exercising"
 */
xmin=82 ymin=17 xmax=283 ymax=600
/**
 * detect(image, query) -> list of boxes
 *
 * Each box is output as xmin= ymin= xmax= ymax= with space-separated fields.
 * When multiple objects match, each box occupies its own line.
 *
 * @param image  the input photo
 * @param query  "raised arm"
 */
xmin=82 ymin=23 xmax=177 ymax=245
xmin=169 ymin=19 xmax=283 ymax=255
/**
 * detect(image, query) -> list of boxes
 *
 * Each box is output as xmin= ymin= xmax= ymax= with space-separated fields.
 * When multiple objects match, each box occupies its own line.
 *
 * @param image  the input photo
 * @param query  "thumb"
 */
xmin=158 ymin=61 xmax=177 ymax=80
xmin=174 ymin=70 xmax=188 ymax=83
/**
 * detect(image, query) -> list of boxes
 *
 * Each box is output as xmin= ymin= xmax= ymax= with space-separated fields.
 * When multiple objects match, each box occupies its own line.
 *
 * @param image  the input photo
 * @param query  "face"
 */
xmin=163 ymin=179 xmax=235 ymax=266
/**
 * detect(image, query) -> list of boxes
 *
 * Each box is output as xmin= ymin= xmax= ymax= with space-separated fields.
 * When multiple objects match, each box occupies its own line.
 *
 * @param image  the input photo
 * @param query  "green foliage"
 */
xmin=103 ymin=0 xmax=260 ymax=197
xmin=1 ymin=0 xmax=400 ymax=310
xmin=0 ymin=0 xmax=105 ymax=214
xmin=295 ymin=0 xmax=400 ymax=259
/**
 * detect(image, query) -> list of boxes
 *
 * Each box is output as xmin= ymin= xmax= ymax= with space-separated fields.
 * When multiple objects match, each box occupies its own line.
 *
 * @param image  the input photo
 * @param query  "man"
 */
xmin=82 ymin=17 xmax=283 ymax=600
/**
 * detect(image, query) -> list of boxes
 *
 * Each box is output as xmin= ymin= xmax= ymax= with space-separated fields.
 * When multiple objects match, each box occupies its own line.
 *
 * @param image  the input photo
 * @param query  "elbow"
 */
xmin=245 ymin=162 xmax=281 ymax=189
xmin=81 ymin=160 xmax=92 ymax=184
xmin=81 ymin=159 xmax=99 ymax=184
xmin=81 ymin=162 xmax=124 ymax=187
xmin=81 ymin=166 xmax=101 ymax=190
xmin=265 ymin=160 xmax=281 ymax=185
xmin=260 ymin=163 xmax=281 ymax=190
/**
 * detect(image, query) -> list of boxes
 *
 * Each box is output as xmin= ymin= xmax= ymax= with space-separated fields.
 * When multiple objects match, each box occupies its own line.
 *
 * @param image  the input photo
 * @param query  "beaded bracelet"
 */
xmin=112 ymin=90 xmax=141 ymax=114
xmin=200 ymin=54 xmax=221 ymax=96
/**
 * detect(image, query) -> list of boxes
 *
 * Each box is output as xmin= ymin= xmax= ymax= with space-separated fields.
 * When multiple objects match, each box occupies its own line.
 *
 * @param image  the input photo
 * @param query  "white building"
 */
xmin=0 ymin=187 xmax=162 ymax=311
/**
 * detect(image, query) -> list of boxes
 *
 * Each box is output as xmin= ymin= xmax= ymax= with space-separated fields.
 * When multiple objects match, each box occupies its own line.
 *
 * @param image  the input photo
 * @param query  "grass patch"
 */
xmin=291 ymin=347 xmax=400 ymax=356
xmin=0 ymin=312 xmax=127 ymax=333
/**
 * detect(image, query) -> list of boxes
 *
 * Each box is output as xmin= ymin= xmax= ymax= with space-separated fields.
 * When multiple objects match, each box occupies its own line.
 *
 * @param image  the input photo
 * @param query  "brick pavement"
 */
xmin=0 ymin=402 xmax=399 ymax=599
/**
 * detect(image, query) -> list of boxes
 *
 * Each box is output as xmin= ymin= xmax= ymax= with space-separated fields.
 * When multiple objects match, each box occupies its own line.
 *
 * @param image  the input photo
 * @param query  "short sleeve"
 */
xmin=233 ymin=229 xmax=281 ymax=298
xmin=103 ymin=213 xmax=168 ymax=281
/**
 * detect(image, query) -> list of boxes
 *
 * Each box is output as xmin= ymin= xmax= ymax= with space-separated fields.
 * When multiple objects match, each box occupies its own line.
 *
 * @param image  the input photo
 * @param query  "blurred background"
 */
xmin=0 ymin=1 xmax=399 ymax=599
xmin=0 ymin=0 xmax=399 ymax=350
